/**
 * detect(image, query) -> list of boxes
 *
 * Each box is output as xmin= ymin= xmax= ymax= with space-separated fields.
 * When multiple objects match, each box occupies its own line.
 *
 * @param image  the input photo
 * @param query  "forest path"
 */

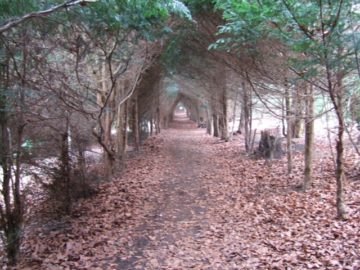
xmin=18 ymin=114 xmax=360 ymax=270
xmin=117 ymin=114 xmax=218 ymax=269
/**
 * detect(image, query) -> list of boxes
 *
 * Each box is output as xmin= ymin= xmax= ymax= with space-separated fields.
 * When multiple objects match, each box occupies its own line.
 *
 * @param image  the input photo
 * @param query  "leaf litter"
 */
xmin=4 ymin=121 xmax=360 ymax=269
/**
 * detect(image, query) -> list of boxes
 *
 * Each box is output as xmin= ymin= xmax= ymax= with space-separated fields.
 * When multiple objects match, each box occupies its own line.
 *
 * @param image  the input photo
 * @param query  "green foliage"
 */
xmin=183 ymin=0 xmax=214 ymax=14
xmin=167 ymin=0 xmax=192 ymax=20
xmin=212 ymin=0 xmax=359 ymax=78
xmin=0 ymin=0 xmax=37 ymax=19
xmin=209 ymin=0 xmax=282 ymax=53
xmin=0 ymin=0 xmax=192 ymax=39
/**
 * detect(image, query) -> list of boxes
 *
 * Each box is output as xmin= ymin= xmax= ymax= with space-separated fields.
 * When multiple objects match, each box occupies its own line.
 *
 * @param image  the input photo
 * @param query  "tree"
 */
xmin=213 ymin=0 xmax=359 ymax=219
xmin=0 ymin=0 xmax=192 ymax=264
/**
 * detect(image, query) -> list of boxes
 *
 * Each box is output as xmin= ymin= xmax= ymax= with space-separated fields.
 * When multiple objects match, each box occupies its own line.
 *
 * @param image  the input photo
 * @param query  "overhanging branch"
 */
xmin=0 ymin=0 xmax=97 ymax=33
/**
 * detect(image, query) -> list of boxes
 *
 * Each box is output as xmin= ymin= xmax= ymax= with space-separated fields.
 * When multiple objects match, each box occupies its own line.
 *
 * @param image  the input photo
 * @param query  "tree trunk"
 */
xmin=282 ymin=98 xmax=287 ymax=137
xmin=231 ymin=90 xmax=239 ymax=138
xmin=303 ymin=84 xmax=314 ymax=190
xmin=123 ymin=100 xmax=129 ymax=151
xmin=285 ymin=85 xmax=293 ymax=174
xmin=0 ymin=117 xmax=20 ymax=265
xmin=243 ymin=81 xmax=252 ymax=153
xmin=77 ymin=140 xmax=88 ymax=197
xmin=335 ymin=110 xmax=348 ymax=219
xmin=291 ymin=84 xmax=304 ymax=138
xmin=238 ymin=108 xmax=244 ymax=134
xmin=0 ymin=43 xmax=25 ymax=265
xmin=156 ymin=107 xmax=160 ymax=134
xmin=206 ymin=108 xmax=212 ymax=135
xmin=325 ymin=46 xmax=348 ymax=219
xmin=116 ymin=102 xmax=126 ymax=165
xmin=132 ymin=94 xmax=140 ymax=151
xmin=99 ymin=61 xmax=115 ymax=174
xmin=220 ymin=88 xmax=229 ymax=141
xmin=213 ymin=113 xmax=219 ymax=137
xmin=333 ymin=82 xmax=348 ymax=220
xmin=150 ymin=117 xmax=153 ymax=136
xmin=60 ymin=124 xmax=72 ymax=213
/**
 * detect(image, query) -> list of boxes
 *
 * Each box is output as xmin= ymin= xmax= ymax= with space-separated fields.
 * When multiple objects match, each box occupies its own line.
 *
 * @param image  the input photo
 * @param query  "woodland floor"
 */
xmin=6 ymin=115 xmax=360 ymax=269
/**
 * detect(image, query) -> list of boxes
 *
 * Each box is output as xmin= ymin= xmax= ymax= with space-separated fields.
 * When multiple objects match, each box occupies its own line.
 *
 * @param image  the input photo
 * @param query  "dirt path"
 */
xmin=16 ymin=115 xmax=360 ymax=269
xmin=117 ymin=116 xmax=217 ymax=269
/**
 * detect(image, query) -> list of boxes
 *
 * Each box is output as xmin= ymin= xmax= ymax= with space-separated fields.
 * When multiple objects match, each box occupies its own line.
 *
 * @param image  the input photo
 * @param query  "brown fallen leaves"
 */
xmin=2 ymin=125 xmax=360 ymax=269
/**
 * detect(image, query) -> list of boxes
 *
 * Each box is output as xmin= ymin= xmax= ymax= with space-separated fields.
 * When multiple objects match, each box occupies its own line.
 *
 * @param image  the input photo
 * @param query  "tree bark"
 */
xmin=115 ymin=102 xmax=126 ymax=165
xmin=0 ymin=43 xmax=25 ymax=265
xmin=123 ymin=100 xmax=129 ymax=151
xmin=285 ymin=84 xmax=293 ymax=174
xmin=231 ymin=90 xmax=239 ymax=138
xmin=291 ymin=84 xmax=304 ymax=138
xmin=220 ymin=88 xmax=229 ymax=141
xmin=325 ymin=47 xmax=348 ymax=219
xmin=132 ymin=94 xmax=140 ymax=150
xmin=156 ymin=107 xmax=160 ymax=134
xmin=150 ymin=117 xmax=153 ymax=136
xmin=60 ymin=123 xmax=72 ymax=213
xmin=243 ymin=81 xmax=252 ymax=153
xmin=333 ymin=79 xmax=348 ymax=220
xmin=213 ymin=113 xmax=219 ymax=137
xmin=303 ymin=83 xmax=314 ymax=190
xmin=99 ymin=61 xmax=115 ymax=174
xmin=335 ymin=109 xmax=348 ymax=219
xmin=206 ymin=108 xmax=212 ymax=135
xmin=238 ymin=108 xmax=244 ymax=134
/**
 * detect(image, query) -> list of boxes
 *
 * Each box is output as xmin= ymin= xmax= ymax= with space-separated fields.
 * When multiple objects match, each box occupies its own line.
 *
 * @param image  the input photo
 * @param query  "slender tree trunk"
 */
xmin=115 ymin=102 xmax=125 ymax=169
xmin=60 ymin=122 xmax=72 ymax=213
xmin=291 ymin=84 xmax=303 ymax=138
xmin=282 ymin=97 xmax=287 ymax=137
xmin=14 ymin=94 xmax=25 ymax=227
xmin=285 ymin=84 xmax=293 ymax=174
xmin=220 ymin=88 xmax=229 ymax=141
xmin=303 ymin=84 xmax=314 ymax=190
xmin=0 ymin=41 xmax=26 ymax=264
xmin=322 ymin=43 xmax=348 ymax=219
xmin=150 ymin=117 xmax=153 ymax=136
xmin=77 ymin=140 xmax=87 ymax=197
xmin=132 ymin=94 xmax=140 ymax=150
xmin=156 ymin=107 xmax=160 ymax=134
xmin=238 ymin=107 xmax=244 ymax=134
xmin=243 ymin=81 xmax=252 ymax=153
xmin=213 ymin=113 xmax=219 ymax=137
xmin=231 ymin=90 xmax=239 ymax=138
xmin=335 ymin=109 xmax=348 ymax=219
xmin=332 ymin=77 xmax=348 ymax=220
xmin=100 ymin=62 xmax=115 ymax=173
xmin=0 ymin=117 xmax=19 ymax=265
xmin=206 ymin=108 xmax=212 ymax=135
xmin=104 ymin=108 xmax=112 ymax=148
xmin=123 ymin=100 xmax=129 ymax=151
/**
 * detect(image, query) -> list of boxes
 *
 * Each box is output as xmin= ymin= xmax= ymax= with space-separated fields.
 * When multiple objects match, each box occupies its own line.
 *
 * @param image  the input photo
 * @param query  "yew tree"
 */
xmin=213 ymin=0 xmax=360 ymax=219
xmin=0 ymin=0 xmax=191 ymax=264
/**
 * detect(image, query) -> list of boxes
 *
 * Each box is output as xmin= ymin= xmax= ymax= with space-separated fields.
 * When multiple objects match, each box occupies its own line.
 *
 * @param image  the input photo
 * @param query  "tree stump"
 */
xmin=258 ymin=130 xmax=283 ymax=159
